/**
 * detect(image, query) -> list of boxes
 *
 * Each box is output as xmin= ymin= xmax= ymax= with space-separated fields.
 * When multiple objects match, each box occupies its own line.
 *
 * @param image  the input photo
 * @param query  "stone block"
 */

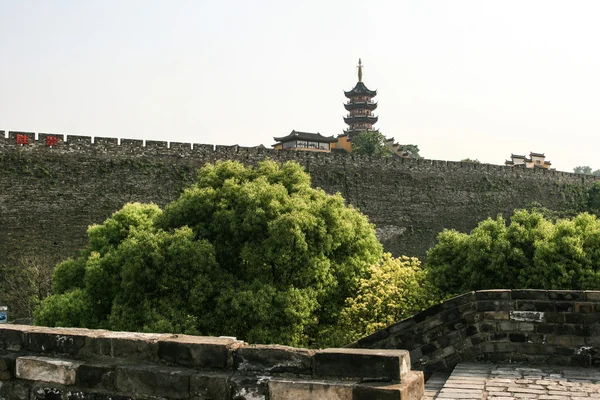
xmin=229 ymin=374 xmax=269 ymax=400
xmin=511 ymin=290 xmax=548 ymax=300
xmin=0 ymin=326 xmax=26 ymax=351
xmin=0 ymin=381 xmax=30 ymax=400
xmin=442 ymin=292 xmax=475 ymax=309
xmin=158 ymin=335 xmax=241 ymax=369
xmin=190 ymin=371 xmax=231 ymax=399
xmin=313 ymin=348 xmax=409 ymax=382
xmin=26 ymin=331 xmax=87 ymax=357
xmin=234 ymin=344 xmax=313 ymax=374
xmin=353 ymin=371 xmax=424 ymax=400
xmin=269 ymin=379 xmax=354 ymax=400
xmin=475 ymin=290 xmax=511 ymax=300
xmin=75 ymin=363 xmax=115 ymax=390
xmin=547 ymin=290 xmax=585 ymax=301
xmin=509 ymin=311 xmax=545 ymax=322
xmin=0 ymin=353 xmax=18 ymax=380
xmin=16 ymin=356 xmax=82 ymax=385
xmin=91 ymin=331 xmax=162 ymax=361
xmin=114 ymin=364 xmax=193 ymax=399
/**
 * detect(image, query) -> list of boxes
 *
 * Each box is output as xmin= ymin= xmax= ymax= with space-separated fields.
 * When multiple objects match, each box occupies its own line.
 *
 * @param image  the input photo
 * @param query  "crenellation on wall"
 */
xmin=120 ymin=139 xmax=144 ymax=148
xmin=0 ymin=325 xmax=424 ymax=400
xmin=145 ymin=140 xmax=168 ymax=149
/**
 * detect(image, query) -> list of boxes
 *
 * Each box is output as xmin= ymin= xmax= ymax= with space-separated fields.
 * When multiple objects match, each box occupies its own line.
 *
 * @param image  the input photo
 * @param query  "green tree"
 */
xmin=350 ymin=131 xmax=394 ymax=157
xmin=335 ymin=254 xmax=441 ymax=344
xmin=461 ymin=158 xmax=480 ymax=164
xmin=426 ymin=209 xmax=600 ymax=296
xmin=35 ymin=160 xmax=383 ymax=347
xmin=396 ymin=144 xmax=421 ymax=159
xmin=574 ymin=166 xmax=600 ymax=176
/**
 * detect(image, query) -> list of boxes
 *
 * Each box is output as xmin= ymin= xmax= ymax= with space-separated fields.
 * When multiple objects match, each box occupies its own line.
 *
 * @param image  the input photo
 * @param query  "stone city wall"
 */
xmin=349 ymin=289 xmax=600 ymax=374
xmin=0 ymin=324 xmax=423 ymax=400
xmin=1 ymin=130 xmax=598 ymax=266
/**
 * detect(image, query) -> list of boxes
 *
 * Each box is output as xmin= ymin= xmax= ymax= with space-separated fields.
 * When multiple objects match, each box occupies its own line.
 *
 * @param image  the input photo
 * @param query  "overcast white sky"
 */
xmin=1 ymin=1 xmax=599 ymax=172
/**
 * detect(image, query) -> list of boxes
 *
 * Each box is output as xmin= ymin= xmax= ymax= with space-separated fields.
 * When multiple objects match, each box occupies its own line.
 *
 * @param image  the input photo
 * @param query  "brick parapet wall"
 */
xmin=350 ymin=289 xmax=600 ymax=374
xmin=0 ymin=325 xmax=423 ymax=400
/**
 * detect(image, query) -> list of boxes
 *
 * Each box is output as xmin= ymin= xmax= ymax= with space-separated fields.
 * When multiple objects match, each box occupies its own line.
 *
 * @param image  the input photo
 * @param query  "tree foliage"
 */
xmin=336 ymin=254 xmax=441 ymax=344
xmin=35 ymin=160 xmax=383 ymax=347
xmin=0 ymin=255 xmax=54 ymax=320
xmin=350 ymin=131 xmax=394 ymax=157
xmin=396 ymin=144 xmax=421 ymax=159
xmin=426 ymin=210 xmax=600 ymax=296
xmin=574 ymin=166 xmax=600 ymax=176
xmin=461 ymin=158 xmax=480 ymax=164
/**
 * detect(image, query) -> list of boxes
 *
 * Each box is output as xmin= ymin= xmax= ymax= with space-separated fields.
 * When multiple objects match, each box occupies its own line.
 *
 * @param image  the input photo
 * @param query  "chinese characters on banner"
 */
xmin=16 ymin=134 xmax=29 ymax=145
xmin=14 ymin=135 xmax=59 ymax=147
xmin=45 ymin=135 xmax=58 ymax=147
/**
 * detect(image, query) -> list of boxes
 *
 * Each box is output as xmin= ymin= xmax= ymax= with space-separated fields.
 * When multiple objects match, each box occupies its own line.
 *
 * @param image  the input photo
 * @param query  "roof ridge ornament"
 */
xmin=358 ymin=58 xmax=363 ymax=82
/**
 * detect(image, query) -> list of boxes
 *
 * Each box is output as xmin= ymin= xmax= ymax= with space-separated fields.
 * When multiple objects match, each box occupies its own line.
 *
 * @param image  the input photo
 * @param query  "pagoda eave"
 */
xmin=343 ymin=115 xmax=378 ymax=124
xmin=343 ymin=102 xmax=378 ymax=111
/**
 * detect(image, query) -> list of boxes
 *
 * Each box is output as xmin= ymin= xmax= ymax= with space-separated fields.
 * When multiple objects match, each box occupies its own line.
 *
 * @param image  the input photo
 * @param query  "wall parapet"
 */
xmin=350 ymin=289 xmax=600 ymax=374
xmin=2 ymin=130 xmax=600 ymax=182
xmin=0 ymin=324 xmax=423 ymax=400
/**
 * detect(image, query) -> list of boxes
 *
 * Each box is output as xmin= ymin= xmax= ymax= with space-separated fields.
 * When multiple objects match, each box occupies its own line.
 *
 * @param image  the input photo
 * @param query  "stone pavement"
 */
xmin=433 ymin=362 xmax=600 ymax=400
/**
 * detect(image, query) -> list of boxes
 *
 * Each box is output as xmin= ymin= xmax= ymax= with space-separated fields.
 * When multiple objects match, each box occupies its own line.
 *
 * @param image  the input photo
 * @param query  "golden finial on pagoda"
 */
xmin=357 ymin=58 xmax=363 ymax=82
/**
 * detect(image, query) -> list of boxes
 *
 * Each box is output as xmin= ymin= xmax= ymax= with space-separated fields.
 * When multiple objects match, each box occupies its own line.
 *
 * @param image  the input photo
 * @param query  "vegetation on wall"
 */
xmin=426 ymin=209 xmax=600 ymax=296
xmin=573 ymin=166 xmax=600 ymax=176
xmin=34 ymin=160 xmax=384 ymax=347
xmin=350 ymin=131 xmax=394 ymax=157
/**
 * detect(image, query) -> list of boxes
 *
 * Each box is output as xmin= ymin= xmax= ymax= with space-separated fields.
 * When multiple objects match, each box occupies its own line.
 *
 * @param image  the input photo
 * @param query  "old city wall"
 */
xmin=1 ymin=130 xmax=598 ymax=266
xmin=0 ymin=324 xmax=423 ymax=399
xmin=350 ymin=289 xmax=600 ymax=374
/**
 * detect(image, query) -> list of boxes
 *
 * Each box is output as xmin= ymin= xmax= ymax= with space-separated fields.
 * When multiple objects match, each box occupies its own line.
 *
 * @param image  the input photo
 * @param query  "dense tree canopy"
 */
xmin=426 ymin=210 xmax=600 ymax=296
xmin=336 ymin=254 xmax=440 ymax=344
xmin=35 ymin=160 xmax=383 ymax=347
xmin=350 ymin=131 xmax=394 ymax=157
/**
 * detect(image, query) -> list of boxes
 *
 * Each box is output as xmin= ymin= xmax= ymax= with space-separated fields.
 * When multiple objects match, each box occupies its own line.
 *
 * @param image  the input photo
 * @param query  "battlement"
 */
xmin=2 ymin=130 xmax=599 ymax=183
xmin=0 ymin=325 xmax=424 ymax=399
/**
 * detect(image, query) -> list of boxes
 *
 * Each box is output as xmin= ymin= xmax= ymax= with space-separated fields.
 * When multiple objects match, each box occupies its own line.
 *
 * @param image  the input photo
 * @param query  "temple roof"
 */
xmin=344 ymin=81 xmax=377 ymax=98
xmin=530 ymin=152 xmax=545 ymax=157
xmin=273 ymin=130 xmax=337 ymax=143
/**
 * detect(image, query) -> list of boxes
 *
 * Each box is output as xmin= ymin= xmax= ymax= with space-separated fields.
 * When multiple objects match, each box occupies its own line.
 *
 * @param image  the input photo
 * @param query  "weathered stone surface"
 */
xmin=353 ymin=371 xmax=424 ymax=400
xmin=0 ymin=381 xmax=30 ymax=400
xmin=115 ymin=364 xmax=193 ymax=399
xmin=190 ymin=371 xmax=231 ymax=399
xmin=16 ymin=356 xmax=82 ymax=385
xmin=75 ymin=363 xmax=115 ymax=390
xmin=235 ymin=345 xmax=313 ymax=374
xmin=269 ymin=379 xmax=354 ymax=400
xmin=158 ymin=335 xmax=241 ymax=369
xmin=314 ymin=348 xmax=409 ymax=381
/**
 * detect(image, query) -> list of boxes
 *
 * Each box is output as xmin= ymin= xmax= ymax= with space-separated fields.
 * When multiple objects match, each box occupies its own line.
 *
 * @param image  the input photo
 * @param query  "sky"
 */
xmin=1 ymin=1 xmax=599 ymax=172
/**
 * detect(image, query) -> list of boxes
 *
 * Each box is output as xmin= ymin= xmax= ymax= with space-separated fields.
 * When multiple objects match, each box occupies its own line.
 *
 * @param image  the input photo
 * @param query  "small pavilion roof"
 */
xmin=273 ymin=130 xmax=337 ymax=143
xmin=530 ymin=152 xmax=545 ymax=157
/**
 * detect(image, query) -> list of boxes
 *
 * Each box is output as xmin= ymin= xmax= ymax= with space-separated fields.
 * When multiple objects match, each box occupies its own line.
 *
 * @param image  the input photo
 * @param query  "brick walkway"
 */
xmin=434 ymin=363 xmax=600 ymax=400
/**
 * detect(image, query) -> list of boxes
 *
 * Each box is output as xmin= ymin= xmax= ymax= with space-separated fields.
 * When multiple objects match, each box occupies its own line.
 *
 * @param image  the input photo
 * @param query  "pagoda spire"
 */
xmin=358 ymin=58 xmax=363 ymax=82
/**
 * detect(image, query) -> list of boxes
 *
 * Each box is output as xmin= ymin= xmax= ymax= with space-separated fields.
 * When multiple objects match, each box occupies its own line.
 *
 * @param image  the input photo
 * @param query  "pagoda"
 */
xmin=343 ymin=59 xmax=378 ymax=139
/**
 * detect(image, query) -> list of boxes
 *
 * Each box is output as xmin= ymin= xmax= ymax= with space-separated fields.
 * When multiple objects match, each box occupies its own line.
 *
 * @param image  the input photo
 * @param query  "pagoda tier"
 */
xmin=343 ymin=101 xmax=378 ymax=111
xmin=344 ymin=81 xmax=377 ymax=98
xmin=344 ymin=115 xmax=378 ymax=125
